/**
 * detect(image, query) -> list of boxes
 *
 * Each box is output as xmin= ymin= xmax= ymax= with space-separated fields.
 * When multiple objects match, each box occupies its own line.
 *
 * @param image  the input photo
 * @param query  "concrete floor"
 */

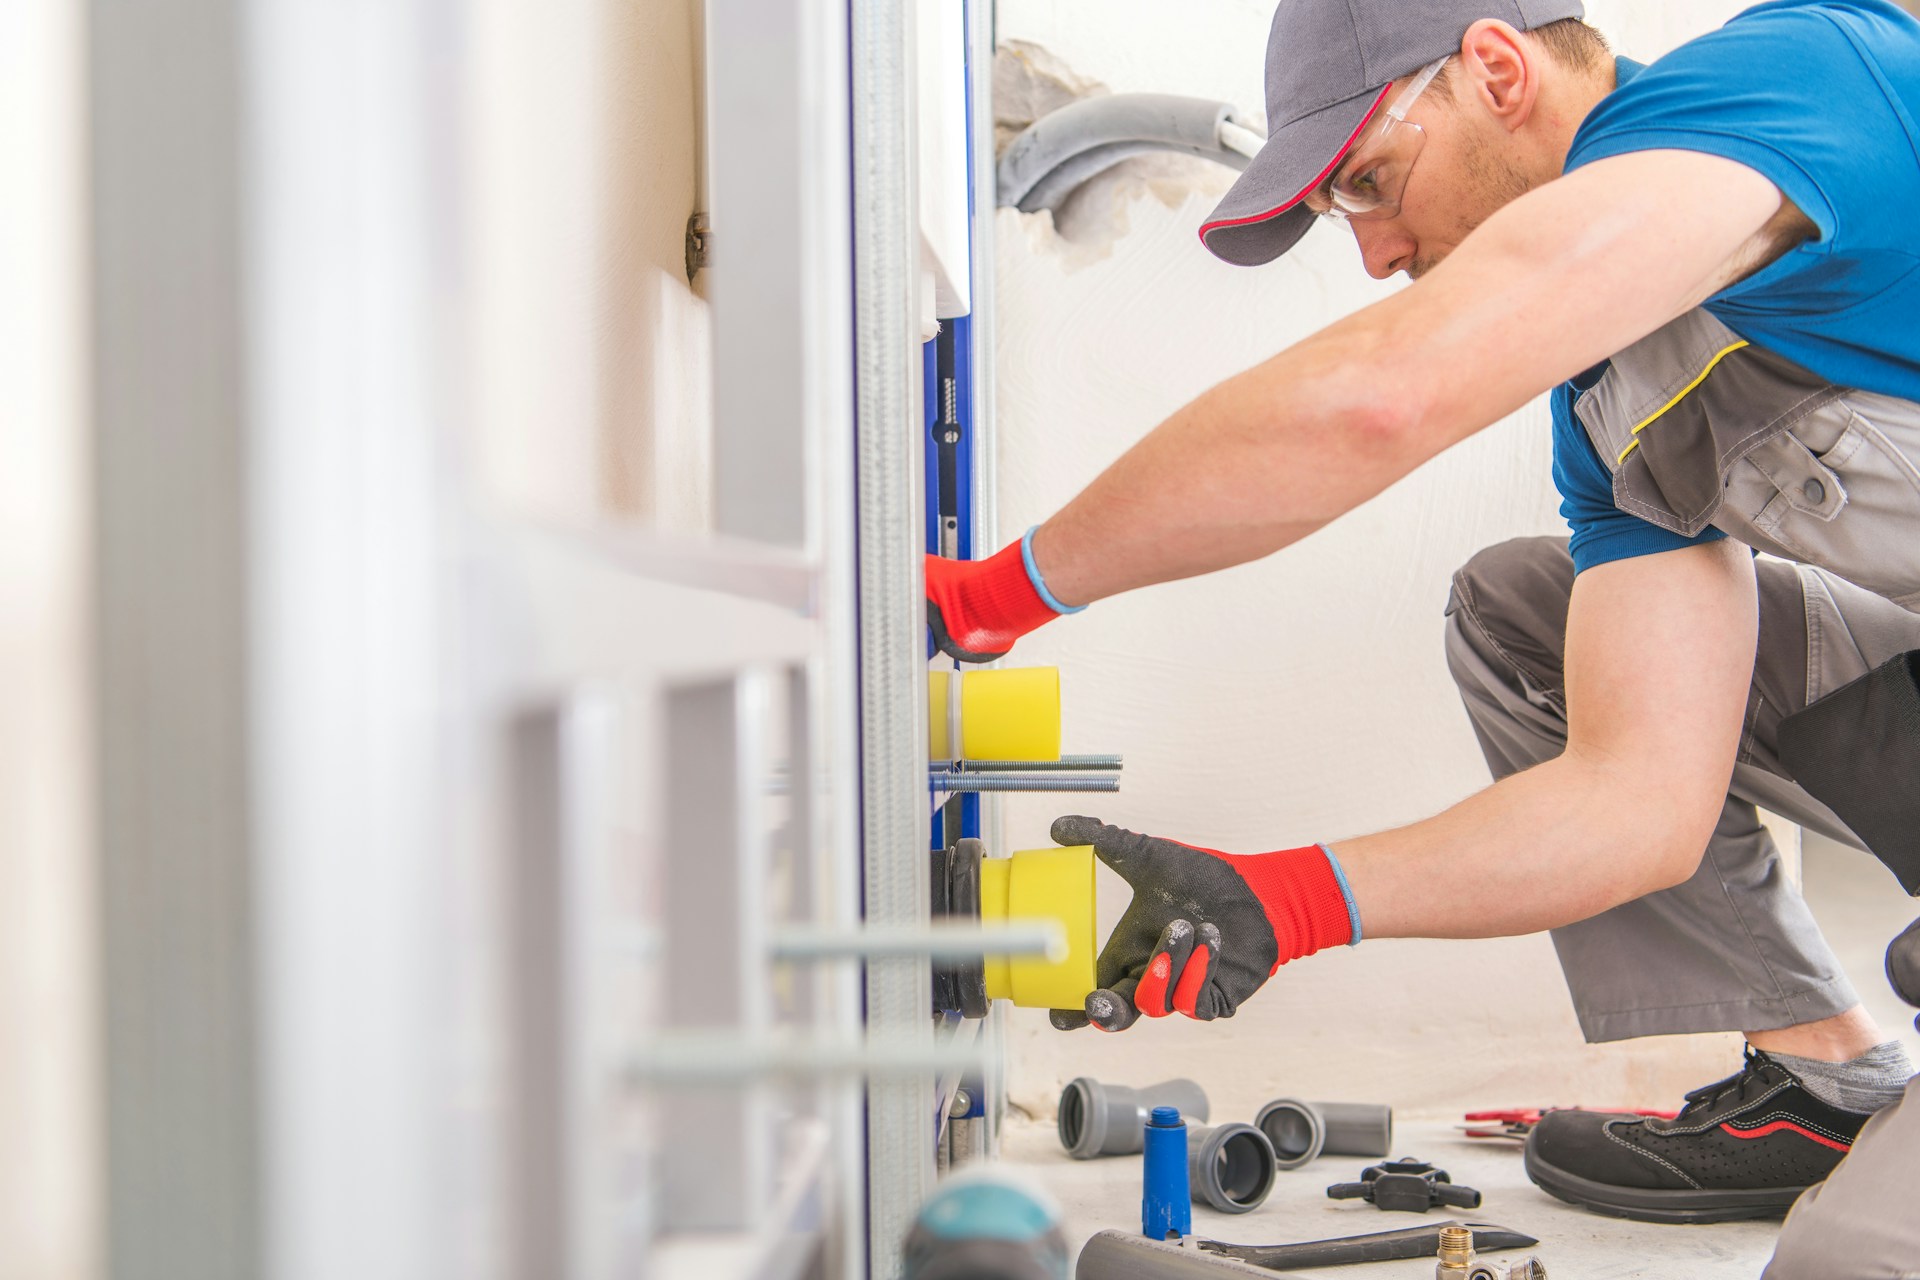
xmin=997 ymin=830 xmax=1919 ymax=1279
xmin=1001 ymin=1113 xmax=1784 ymax=1279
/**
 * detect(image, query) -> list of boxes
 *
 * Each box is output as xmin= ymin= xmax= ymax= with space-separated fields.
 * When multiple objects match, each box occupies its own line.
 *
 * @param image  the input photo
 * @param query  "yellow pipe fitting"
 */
xmin=962 ymin=667 xmax=1061 ymax=761
xmin=980 ymin=844 xmax=1098 ymax=1008
xmin=928 ymin=670 xmax=953 ymax=760
xmin=928 ymin=667 xmax=1062 ymax=763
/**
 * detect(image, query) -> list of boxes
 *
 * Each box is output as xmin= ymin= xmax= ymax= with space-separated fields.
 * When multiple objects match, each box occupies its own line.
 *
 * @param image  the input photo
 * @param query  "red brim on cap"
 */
xmin=1199 ymin=83 xmax=1390 ymax=267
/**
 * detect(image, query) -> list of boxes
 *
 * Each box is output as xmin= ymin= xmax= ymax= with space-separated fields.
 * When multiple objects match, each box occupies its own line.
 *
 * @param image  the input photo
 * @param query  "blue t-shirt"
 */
xmin=1550 ymin=0 xmax=1920 ymax=573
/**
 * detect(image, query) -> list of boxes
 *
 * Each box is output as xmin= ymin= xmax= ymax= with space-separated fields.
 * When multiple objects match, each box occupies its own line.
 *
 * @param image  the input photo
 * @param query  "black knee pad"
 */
xmin=1779 ymin=649 xmax=1920 ymax=896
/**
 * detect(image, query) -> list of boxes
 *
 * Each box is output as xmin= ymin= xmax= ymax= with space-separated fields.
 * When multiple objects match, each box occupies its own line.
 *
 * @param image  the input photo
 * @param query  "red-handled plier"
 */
xmin=1460 ymin=1106 xmax=1680 ymax=1140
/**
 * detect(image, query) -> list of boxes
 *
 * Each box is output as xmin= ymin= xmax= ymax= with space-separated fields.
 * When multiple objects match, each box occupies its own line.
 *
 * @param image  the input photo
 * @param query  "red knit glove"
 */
xmin=925 ymin=538 xmax=1071 ymax=662
xmin=1047 ymin=816 xmax=1360 ymax=1032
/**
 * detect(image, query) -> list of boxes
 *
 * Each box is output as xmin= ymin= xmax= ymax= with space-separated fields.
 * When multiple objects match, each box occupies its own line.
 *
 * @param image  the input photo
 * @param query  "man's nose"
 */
xmin=1350 ymin=218 xmax=1414 ymax=280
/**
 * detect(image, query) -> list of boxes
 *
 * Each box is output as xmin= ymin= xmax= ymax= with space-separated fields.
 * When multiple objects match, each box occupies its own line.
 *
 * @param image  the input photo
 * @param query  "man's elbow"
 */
xmin=1633 ymin=790 xmax=1726 ymax=896
xmin=1311 ymin=364 xmax=1432 ymax=476
xmin=1566 ymin=751 xmax=1726 ymax=900
xmin=1641 ymin=839 xmax=1709 ymax=896
xmin=1266 ymin=321 xmax=1436 ymax=467
xmin=1341 ymin=395 xmax=1418 ymax=457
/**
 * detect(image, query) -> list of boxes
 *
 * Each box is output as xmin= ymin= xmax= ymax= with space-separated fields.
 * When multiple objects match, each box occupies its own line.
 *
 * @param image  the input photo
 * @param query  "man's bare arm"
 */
xmin=1033 ymin=150 xmax=1799 ymax=605
xmin=1334 ymin=538 xmax=1759 ymax=938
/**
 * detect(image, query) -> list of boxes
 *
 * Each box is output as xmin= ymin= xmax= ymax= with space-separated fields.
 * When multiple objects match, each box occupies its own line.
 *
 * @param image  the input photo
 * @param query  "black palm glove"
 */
xmin=1046 ymin=815 xmax=1357 ymax=1031
xmin=1046 ymin=817 xmax=1280 ymax=1032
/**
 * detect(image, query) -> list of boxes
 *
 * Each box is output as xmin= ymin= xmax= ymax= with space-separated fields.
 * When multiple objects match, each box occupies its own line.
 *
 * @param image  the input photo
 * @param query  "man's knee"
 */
xmin=1445 ymin=536 xmax=1576 ymax=698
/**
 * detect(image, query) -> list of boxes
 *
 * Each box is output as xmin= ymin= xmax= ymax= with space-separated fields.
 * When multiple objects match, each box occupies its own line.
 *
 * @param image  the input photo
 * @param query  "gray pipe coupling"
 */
xmin=1057 ymin=1077 xmax=1209 ymax=1159
xmin=1253 ymin=1098 xmax=1393 ymax=1170
xmin=1186 ymin=1123 xmax=1277 ymax=1214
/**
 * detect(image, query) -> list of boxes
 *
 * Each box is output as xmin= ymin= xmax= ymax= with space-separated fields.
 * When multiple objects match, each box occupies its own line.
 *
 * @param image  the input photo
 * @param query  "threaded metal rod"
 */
xmin=937 ymin=754 xmax=1123 ymax=772
xmin=930 ymin=773 xmax=1120 ymax=793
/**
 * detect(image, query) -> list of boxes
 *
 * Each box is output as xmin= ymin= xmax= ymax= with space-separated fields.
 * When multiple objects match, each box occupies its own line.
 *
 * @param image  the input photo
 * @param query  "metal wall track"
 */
xmin=964 ymin=0 xmax=1008 ymax=1156
xmin=850 ymin=0 xmax=934 ymax=1274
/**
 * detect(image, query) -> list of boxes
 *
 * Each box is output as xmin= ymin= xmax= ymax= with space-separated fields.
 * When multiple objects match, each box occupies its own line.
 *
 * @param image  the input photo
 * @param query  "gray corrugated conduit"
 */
xmin=996 ymin=94 xmax=1264 ymax=214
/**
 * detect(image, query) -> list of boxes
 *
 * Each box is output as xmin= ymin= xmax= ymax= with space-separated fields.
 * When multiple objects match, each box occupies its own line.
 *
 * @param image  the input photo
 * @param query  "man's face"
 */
xmin=1334 ymin=75 xmax=1534 ymax=280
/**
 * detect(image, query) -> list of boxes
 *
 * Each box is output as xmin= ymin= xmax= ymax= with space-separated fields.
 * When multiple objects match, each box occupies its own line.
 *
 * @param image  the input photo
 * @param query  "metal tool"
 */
xmin=1327 ymin=1159 xmax=1481 ymax=1213
xmin=1077 ymin=1231 xmax=1295 ymax=1279
xmin=1196 ymin=1221 xmax=1540 ymax=1272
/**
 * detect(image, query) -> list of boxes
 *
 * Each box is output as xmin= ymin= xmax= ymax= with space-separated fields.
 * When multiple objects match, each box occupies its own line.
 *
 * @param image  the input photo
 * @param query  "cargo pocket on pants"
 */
xmin=1778 ymin=648 xmax=1920 ymax=895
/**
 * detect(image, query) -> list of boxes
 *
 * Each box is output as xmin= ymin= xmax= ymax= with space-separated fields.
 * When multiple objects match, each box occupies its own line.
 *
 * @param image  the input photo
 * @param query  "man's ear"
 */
xmin=1456 ymin=18 xmax=1540 ymax=133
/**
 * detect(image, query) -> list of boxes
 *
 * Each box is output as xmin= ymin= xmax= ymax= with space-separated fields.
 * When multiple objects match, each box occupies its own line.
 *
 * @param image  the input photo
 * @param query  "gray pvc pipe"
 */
xmin=997 ymin=94 xmax=1252 ymax=213
xmin=1057 ymin=1077 xmax=1209 ymax=1159
xmin=1252 ymin=1097 xmax=1323 ymax=1170
xmin=1185 ymin=1123 xmax=1276 ymax=1214
xmin=1320 ymin=1100 xmax=1394 ymax=1158
xmin=1076 ymin=1229 xmax=1279 ymax=1279
xmin=1254 ymin=1098 xmax=1393 ymax=1169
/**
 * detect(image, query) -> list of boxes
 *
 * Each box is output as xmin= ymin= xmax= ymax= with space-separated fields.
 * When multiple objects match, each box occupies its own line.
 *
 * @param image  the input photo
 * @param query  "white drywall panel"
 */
xmin=0 ymin=1 xmax=99 ymax=1276
xmin=612 ymin=0 xmax=715 ymax=531
xmin=472 ymin=0 xmax=714 ymax=532
xmin=991 ymin=0 xmax=1773 ymax=1121
xmin=917 ymin=0 xmax=973 ymax=322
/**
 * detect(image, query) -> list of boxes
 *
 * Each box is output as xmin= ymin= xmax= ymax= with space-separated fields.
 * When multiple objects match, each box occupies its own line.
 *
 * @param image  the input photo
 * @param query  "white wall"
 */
xmin=992 ymin=0 xmax=1764 ymax=1123
xmin=470 ymin=0 xmax=713 ymax=531
xmin=0 ymin=2 xmax=99 ymax=1278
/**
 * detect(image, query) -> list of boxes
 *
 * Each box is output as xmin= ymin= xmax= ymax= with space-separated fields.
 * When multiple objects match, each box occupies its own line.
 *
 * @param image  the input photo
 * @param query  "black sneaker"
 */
xmin=1522 ymin=1047 xmax=1866 ymax=1223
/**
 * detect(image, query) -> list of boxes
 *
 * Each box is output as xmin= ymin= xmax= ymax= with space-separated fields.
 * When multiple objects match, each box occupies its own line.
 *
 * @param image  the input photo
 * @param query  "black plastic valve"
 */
xmin=1326 ymin=1159 xmax=1482 ymax=1213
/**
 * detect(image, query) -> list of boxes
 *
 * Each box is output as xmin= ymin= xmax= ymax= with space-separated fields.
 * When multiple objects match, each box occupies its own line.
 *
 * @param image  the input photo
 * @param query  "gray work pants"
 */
xmin=1764 ymin=1070 xmax=1920 ymax=1279
xmin=1445 ymin=535 xmax=1920 ymax=1278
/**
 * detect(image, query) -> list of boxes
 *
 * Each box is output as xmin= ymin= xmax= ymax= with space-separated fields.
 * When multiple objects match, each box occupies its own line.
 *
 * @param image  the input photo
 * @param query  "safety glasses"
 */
xmin=1304 ymin=56 xmax=1449 ymax=222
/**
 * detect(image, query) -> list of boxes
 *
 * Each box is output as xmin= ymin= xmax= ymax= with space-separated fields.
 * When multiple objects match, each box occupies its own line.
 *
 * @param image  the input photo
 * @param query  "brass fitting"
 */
xmin=1437 ymin=1225 xmax=1546 ymax=1280
xmin=1435 ymin=1225 xmax=1475 ymax=1279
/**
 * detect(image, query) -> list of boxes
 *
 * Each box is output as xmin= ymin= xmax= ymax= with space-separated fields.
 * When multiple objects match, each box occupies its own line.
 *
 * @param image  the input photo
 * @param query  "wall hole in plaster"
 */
xmin=995 ymin=40 xmax=1242 ymax=264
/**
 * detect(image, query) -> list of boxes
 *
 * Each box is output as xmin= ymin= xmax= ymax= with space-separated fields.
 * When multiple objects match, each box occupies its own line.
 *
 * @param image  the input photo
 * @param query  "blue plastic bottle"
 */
xmin=1141 ymin=1105 xmax=1191 ymax=1239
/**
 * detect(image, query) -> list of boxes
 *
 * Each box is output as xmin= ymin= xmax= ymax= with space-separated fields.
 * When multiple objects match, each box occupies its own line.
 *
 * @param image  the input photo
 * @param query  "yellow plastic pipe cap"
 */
xmin=959 ymin=667 xmax=1061 ymax=761
xmin=928 ymin=671 xmax=953 ymax=760
xmin=979 ymin=845 xmax=1098 ymax=1009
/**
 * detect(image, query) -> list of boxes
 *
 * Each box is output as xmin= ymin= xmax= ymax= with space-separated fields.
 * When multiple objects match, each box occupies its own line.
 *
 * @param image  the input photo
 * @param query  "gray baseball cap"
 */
xmin=1200 ymin=0 xmax=1585 ymax=266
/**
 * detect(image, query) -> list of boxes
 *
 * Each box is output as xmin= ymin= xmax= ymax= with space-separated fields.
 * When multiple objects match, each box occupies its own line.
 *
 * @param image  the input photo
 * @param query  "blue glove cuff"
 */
xmin=1021 ymin=526 xmax=1087 ymax=616
xmin=1318 ymin=843 xmax=1365 ymax=946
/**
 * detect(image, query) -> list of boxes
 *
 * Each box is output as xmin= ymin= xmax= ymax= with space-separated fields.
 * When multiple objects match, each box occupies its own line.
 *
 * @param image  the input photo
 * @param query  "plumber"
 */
xmin=927 ymin=1 xmax=1920 ymax=1273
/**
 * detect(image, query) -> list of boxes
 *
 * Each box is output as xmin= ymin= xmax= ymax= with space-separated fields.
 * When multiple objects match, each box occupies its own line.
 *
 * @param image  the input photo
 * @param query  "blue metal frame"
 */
xmin=921 ymin=316 xmax=976 ymax=562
